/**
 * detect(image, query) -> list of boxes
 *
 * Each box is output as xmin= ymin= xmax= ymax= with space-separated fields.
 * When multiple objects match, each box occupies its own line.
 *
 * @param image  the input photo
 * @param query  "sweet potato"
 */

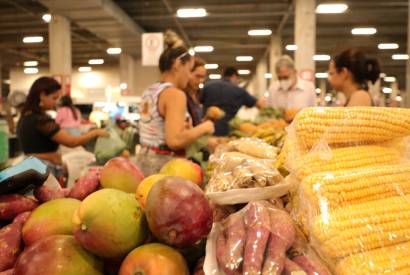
xmin=0 ymin=269 xmax=14 ymax=275
xmin=243 ymin=202 xmax=270 ymax=275
xmin=0 ymin=213 xmax=26 ymax=271
xmin=68 ymin=171 xmax=100 ymax=200
xmin=216 ymin=228 xmax=241 ymax=275
xmin=33 ymin=185 xmax=65 ymax=203
xmin=13 ymin=211 xmax=31 ymax=225
xmin=261 ymin=210 xmax=295 ymax=275
xmin=283 ymin=258 xmax=307 ymax=275
xmin=224 ymin=212 xmax=246 ymax=272
xmin=293 ymin=255 xmax=330 ymax=275
xmin=0 ymin=195 xmax=38 ymax=221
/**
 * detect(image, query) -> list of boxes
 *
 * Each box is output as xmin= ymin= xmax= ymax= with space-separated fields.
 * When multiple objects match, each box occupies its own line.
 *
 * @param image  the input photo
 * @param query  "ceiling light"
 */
xmin=382 ymin=87 xmax=392 ymax=94
xmin=392 ymin=54 xmax=409 ymax=60
xmin=325 ymin=95 xmax=332 ymax=102
xmin=248 ymin=29 xmax=272 ymax=36
xmin=236 ymin=56 xmax=253 ymax=62
xmin=286 ymin=44 xmax=298 ymax=51
xmin=120 ymin=83 xmax=128 ymax=90
xmin=379 ymin=73 xmax=386 ymax=78
xmin=199 ymin=83 xmax=204 ymax=89
xmin=22 ymin=36 xmax=44 ymax=43
xmin=313 ymin=54 xmax=331 ymax=61
xmin=384 ymin=76 xmax=396 ymax=82
xmin=396 ymin=95 xmax=402 ymax=102
xmin=3 ymin=80 xmax=10 ymax=85
xmin=107 ymin=48 xmax=122 ymax=55
xmin=264 ymin=73 xmax=272 ymax=79
xmin=378 ymin=43 xmax=399 ymax=50
xmin=88 ymin=59 xmax=104 ymax=65
xmin=315 ymin=88 xmax=321 ymax=94
xmin=204 ymin=64 xmax=218 ymax=69
xmin=42 ymin=13 xmax=52 ymax=23
xmin=78 ymin=66 xmax=92 ymax=72
xmin=315 ymin=72 xmax=329 ymax=78
xmin=209 ymin=74 xmax=221 ymax=80
xmin=177 ymin=8 xmax=207 ymax=18
xmin=24 ymin=67 xmax=39 ymax=74
xmin=238 ymin=69 xmax=251 ymax=75
xmin=24 ymin=61 xmax=38 ymax=67
xmin=316 ymin=3 xmax=348 ymax=14
xmin=193 ymin=46 xmax=214 ymax=53
xmin=351 ymin=27 xmax=377 ymax=35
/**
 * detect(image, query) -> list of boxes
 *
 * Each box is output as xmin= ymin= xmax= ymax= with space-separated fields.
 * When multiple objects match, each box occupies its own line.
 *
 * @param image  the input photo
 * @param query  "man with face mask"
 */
xmin=201 ymin=67 xmax=264 ymax=136
xmin=267 ymin=55 xmax=317 ymax=109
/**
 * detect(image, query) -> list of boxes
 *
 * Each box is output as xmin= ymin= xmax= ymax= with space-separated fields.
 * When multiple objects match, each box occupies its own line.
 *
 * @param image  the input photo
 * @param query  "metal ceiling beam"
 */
xmin=6 ymin=49 xmax=48 ymax=63
xmin=160 ymin=0 xmax=192 ymax=48
xmin=132 ymin=11 xmax=286 ymax=21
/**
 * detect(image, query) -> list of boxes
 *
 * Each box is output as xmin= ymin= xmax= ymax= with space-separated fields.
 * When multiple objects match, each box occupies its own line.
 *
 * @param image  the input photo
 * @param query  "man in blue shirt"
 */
xmin=201 ymin=67 xmax=264 ymax=136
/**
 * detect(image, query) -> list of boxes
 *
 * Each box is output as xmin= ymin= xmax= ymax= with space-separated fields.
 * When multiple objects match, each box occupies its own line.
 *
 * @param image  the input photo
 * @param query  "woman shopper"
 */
xmin=328 ymin=48 xmax=380 ymax=107
xmin=56 ymin=95 xmax=82 ymax=136
xmin=185 ymin=56 xmax=206 ymax=126
xmin=17 ymin=77 xmax=107 ymax=177
xmin=137 ymin=31 xmax=214 ymax=175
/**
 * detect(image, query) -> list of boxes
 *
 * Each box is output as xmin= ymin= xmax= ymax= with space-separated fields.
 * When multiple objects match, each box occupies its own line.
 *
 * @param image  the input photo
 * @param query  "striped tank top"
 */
xmin=139 ymin=82 xmax=174 ymax=147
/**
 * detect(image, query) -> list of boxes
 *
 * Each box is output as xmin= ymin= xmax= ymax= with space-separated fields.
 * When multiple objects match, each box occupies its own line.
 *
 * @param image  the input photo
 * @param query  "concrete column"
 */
xmin=269 ymin=34 xmax=282 ymax=81
xmin=255 ymin=56 xmax=268 ymax=97
xmin=120 ymin=54 xmax=136 ymax=95
xmin=49 ymin=15 xmax=71 ymax=94
xmin=294 ymin=0 xmax=316 ymax=74
xmin=406 ymin=0 xmax=410 ymax=107
xmin=319 ymin=79 xmax=326 ymax=106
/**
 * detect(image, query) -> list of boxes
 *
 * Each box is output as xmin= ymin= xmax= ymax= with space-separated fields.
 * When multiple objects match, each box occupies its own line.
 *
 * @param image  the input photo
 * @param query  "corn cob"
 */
xmin=335 ymin=241 xmax=410 ymax=275
xmin=295 ymin=145 xmax=403 ymax=179
xmin=292 ymin=107 xmax=410 ymax=148
xmin=311 ymin=195 xmax=410 ymax=259
xmin=300 ymin=163 xmax=410 ymax=211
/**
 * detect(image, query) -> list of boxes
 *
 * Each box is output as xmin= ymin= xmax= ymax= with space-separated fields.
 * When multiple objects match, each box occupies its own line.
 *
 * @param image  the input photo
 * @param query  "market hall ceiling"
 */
xmin=0 ymin=0 xmax=407 ymax=87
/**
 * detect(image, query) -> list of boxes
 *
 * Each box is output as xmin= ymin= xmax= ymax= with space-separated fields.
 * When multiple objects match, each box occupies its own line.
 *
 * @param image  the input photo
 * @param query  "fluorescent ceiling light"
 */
xmin=205 ymin=64 xmax=218 ymax=69
xmin=177 ymin=8 xmax=207 ymax=18
xmin=24 ymin=67 xmax=39 ymax=74
xmin=285 ymin=44 xmax=298 ymax=51
xmin=315 ymin=72 xmax=329 ymax=78
xmin=42 ymin=14 xmax=52 ymax=23
xmin=351 ymin=27 xmax=377 ymax=35
xmin=396 ymin=95 xmax=402 ymax=102
xmin=238 ymin=69 xmax=251 ymax=75
xmin=313 ymin=54 xmax=331 ymax=61
xmin=194 ymin=46 xmax=214 ymax=53
xmin=382 ymin=87 xmax=392 ymax=94
xmin=248 ymin=29 xmax=272 ymax=36
xmin=106 ymin=47 xmax=122 ymax=55
xmin=315 ymin=88 xmax=321 ymax=94
xmin=78 ymin=66 xmax=92 ymax=72
xmin=88 ymin=59 xmax=104 ymax=65
xmin=23 ymin=36 xmax=44 ymax=43
xmin=392 ymin=54 xmax=409 ymax=60
xmin=120 ymin=83 xmax=128 ymax=90
xmin=264 ymin=73 xmax=272 ymax=79
xmin=316 ymin=3 xmax=348 ymax=14
xmin=325 ymin=95 xmax=332 ymax=102
xmin=199 ymin=83 xmax=204 ymax=89
xmin=379 ymin=73 xmax=386 ymax=78
xmin=236 ymin=56 xmax=253 ymax=62
xmin=384 ymin=76 xmax=396 ymax=82
xmin=378 ymin=43 xmax=399 ymax=50
xmin=24 ymin=61 xmax=38 ymax=67
xmin=209 ymin=74 xmax=221 ymax=80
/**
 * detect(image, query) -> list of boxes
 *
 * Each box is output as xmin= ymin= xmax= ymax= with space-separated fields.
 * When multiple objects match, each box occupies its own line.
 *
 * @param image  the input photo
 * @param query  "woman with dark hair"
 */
xmin=185 ymin=56 xmax=206 ymax=126
xmin=328 ymin=48 xmax=380 ymax=106
xmin=17 ymin=77 xmax=107 ymax=172
xmin=56 ymin=95 xmax=82 ymax=136
xmin=137 ymin=31 xmax=214 ymax=175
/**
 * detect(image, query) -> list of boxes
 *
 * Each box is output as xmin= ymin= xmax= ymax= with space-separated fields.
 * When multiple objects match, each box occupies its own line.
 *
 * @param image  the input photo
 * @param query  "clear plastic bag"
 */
xmin=94 ymin=127 xmax=126 ymax=164
xmin=223 ymin=138 xmax=279 ymax=159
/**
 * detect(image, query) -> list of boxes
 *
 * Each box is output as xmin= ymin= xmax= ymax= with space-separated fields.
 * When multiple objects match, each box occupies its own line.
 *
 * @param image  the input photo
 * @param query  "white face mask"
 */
xmin=279 ymin=79 xmax=293 ymax=91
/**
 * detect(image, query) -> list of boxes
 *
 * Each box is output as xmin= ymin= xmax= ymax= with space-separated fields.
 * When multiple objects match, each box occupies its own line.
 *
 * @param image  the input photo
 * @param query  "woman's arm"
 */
xmin=51 ymin=128 xmax=107 ymax=148
xmin=159 ymin=88 xmax=214 ymax=150
xmin=28 ymin=152 xmax=62 ymax=165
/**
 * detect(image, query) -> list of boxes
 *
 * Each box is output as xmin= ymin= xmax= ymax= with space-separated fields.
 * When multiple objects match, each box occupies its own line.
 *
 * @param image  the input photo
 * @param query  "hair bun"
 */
xmin=164 ymin=30 xmax=185 ymax=49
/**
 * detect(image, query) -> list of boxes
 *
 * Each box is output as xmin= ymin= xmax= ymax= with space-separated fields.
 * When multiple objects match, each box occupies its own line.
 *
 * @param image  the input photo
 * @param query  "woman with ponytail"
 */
xmin=56 ymin=95 xmax=82 ymax=136
xmin=328 ymin=48 xmax=380 ymax=106
xmin=137 ymin=31 xmax=214 ymax=174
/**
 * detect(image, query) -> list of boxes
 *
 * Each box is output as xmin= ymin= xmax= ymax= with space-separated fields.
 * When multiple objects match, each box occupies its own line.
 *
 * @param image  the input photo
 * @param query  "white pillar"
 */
xmin=49 ymin=15 xmax=71 ymax=94
xmin=120 ymin=54 xmax=136 ymax=95
xmin=255 ymin=56 xmax=268 ymax=97
xmin=294 ymin=0 xmax=316 ymax=74
xmin=269 ymin=34 xmax=282 ymax=82
xmin=319 ymin=79 xmax=326 ymax=106
xmin=406 ymin=0 xmax=410 ymax=107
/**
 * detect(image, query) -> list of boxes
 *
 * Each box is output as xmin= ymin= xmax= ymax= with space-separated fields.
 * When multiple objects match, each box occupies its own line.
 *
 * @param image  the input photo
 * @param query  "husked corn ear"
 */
xmin=295 ymin=145 xmax=403 ymax=179
xmin=301 ymin=163 xmax=410 ymax=211
xmin=311 ymin=195 xmax=410 ymax=259
xmin=293 ymin=107 xmax=410 ymax=148
xmin=335 ymin=241 xmax=410 ymax=275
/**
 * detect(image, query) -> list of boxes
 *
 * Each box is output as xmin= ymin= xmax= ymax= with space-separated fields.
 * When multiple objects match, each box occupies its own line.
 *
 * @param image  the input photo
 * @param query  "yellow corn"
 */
xmin=294 ymin=145 xmax=403 ymax=179
xmin=335 ymin=241 xmax=410 ymax=275
xmin=292 ymin=107 xmax=410 ymax=148
xmin=311 ymin=195 xmax=410 ymax=259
